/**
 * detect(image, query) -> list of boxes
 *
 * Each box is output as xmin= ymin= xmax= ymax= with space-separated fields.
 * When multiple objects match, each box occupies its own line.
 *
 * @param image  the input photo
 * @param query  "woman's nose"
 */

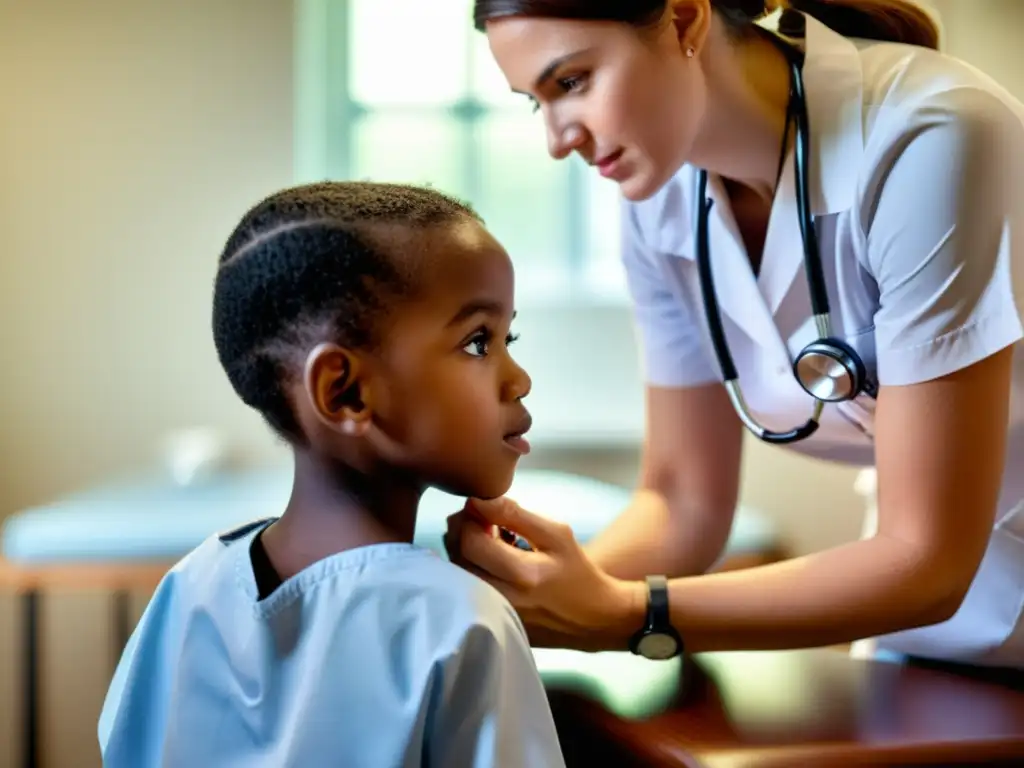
xmin=546 ymin=122 xmax=586 ymax=161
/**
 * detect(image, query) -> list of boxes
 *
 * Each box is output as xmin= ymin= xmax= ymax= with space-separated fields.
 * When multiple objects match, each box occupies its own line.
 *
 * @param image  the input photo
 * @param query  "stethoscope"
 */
xmin=694 ymin=25 xmax=872 ymax=445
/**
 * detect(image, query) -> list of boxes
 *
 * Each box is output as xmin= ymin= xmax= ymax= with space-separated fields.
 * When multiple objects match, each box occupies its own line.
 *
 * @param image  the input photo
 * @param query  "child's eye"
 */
xmin=464 ymin=336 xmax=489 ymax=357
xmin=463 ymin=330 xmax=520 ymax=358
xmin=463 ymin=328 xmax=492 ymax=358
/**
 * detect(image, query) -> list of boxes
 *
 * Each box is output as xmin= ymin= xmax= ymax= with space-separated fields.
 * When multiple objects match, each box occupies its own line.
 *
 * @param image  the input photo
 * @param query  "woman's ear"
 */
xmin=668 ymin=0 xmax=713 ymax=55
xmin=303 ymin=342 xmax=372 ymax=436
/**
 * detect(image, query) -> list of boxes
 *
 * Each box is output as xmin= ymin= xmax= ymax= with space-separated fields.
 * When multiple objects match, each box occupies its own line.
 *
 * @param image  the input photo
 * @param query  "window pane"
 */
xmin=349 ymin=0 xmax=471 ymax=106
xmin=350 ymin=113 xmax=469 ymax=200
xmin=582 ymin=168 xmax=628 ymax=300
xmin=470 ymin=32 xmax=523 ymax=108
xmin=476 ymin=114 xmax=572 ymax=293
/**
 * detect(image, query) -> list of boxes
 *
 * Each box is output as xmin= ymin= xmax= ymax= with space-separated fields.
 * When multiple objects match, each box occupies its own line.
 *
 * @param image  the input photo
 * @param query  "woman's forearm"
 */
xmin=616 ymin=535 xmax=965 ymax=653
xmin=585 ymin=489 xmax=731 ymax=581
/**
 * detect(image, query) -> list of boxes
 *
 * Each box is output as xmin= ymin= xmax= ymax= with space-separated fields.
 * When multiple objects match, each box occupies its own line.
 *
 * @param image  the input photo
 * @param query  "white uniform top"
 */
xmin=622 ymin=12 xmax=1024 ymax=667
xmin=97 ymin=520 xmax=565 ymax=767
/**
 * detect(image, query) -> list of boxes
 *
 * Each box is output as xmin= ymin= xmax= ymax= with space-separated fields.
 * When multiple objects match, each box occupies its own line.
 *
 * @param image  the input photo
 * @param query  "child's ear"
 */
xmin=303 ymin=342 xmax=372 ymax=436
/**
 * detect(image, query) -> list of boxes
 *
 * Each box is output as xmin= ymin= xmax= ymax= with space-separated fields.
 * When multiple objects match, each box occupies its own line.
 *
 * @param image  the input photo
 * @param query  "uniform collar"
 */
xmin=640 ymin=13 xmax=869 ymax=364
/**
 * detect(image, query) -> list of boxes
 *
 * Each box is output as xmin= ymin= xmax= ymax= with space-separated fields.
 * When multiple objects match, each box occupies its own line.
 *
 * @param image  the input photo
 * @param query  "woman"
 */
xmin=447 ymin=0 xmax=1024 ymax=670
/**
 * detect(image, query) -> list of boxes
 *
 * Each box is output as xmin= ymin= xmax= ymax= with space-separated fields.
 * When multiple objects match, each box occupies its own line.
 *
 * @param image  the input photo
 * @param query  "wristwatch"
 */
xmin=628 ymin=575 xmax=683 ymax=660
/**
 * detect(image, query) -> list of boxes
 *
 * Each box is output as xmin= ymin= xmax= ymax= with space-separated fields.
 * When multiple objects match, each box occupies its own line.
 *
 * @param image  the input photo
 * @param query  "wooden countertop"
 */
xmin=0 ymin=558 xmax=169 ymax=591
xmin=547 ymin=648 xmax=1024 ymax=767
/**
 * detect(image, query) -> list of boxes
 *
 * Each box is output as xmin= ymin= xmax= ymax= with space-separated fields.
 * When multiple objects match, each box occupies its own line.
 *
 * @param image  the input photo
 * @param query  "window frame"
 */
xmin=293 ymin=0 xmax=628 ymax=307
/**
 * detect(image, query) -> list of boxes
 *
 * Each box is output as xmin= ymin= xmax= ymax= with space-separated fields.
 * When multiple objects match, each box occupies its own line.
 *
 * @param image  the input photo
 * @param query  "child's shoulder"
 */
xmin=329 ymin=550 xmax=537 ymax=700
xmin=344 ymin=546 xmax=529 ymax=652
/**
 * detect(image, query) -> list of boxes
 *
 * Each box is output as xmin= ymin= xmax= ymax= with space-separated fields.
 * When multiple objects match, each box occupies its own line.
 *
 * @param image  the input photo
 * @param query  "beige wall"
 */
xmin=933 ymin=0 xmax=1024 ymax=96
xmin=0 ymin=0 xmax=296 ymax=522
xmin=0 ymin=1 xmax=294 ymax=766
xmin=0 ymin=1 xmax=1022 ymax=766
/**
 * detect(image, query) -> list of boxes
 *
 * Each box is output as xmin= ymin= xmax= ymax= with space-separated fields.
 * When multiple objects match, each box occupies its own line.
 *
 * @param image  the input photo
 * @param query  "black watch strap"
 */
xmin=628 ymin=575 xmax=683 ymax=659
xmin=647 ymin=574 xmax=670 ymax=626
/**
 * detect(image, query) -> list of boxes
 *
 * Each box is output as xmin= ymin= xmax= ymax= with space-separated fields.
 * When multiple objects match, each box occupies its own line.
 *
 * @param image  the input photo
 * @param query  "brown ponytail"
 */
xmin=766 ymin=1 xmax=940 ymax=49
xmin=473 ymin=0 xmax=941 ymax=51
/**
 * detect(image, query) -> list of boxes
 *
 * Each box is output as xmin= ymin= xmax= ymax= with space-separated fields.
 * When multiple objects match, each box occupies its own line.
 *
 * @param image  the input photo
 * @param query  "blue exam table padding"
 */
xmin=1 ymin=466 xmax=778 ymax=566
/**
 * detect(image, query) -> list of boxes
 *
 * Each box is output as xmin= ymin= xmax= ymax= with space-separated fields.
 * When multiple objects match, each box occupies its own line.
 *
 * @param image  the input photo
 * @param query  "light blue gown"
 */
xmin=98 ymin=519 xmax=566 ymax=767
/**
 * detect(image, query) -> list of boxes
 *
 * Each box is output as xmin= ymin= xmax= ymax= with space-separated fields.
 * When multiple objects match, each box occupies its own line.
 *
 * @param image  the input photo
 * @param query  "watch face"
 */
xmin=637 ymin=633 xmax=679 ymax=660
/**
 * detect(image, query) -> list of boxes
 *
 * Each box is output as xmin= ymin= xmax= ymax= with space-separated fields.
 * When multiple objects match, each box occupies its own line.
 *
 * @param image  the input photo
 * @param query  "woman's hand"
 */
xmin=444 ymin=496 xmax=644 ymax=652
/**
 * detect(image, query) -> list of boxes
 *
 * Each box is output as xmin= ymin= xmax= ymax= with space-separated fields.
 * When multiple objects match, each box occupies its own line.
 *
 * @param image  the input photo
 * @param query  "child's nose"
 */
xmin=504 ymin=359 xmax=531 ymax=402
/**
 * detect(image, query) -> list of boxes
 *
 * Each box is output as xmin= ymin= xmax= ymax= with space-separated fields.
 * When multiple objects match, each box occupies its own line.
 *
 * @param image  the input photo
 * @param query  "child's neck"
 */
xmin=260 ymin=450 xmax=422 ymax=581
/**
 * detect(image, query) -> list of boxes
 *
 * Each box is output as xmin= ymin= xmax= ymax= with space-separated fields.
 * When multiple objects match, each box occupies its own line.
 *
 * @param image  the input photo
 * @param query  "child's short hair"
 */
xmin=212 ymin=181 xmax=480 ymax=442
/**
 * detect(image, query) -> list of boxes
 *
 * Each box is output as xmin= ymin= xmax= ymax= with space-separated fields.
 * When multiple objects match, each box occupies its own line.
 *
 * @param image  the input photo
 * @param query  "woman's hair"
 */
xmin=472 ymin=0 xmax=940 ymax=50
xmin=212 ymin=181 xmax=479 ymax=442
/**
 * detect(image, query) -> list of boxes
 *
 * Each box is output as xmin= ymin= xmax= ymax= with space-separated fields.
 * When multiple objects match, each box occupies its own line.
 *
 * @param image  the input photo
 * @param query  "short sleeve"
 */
xmin=866 ymin=87 xmax=1024 ymax=386
xmin=621 ymin=199 xmax=720 ymax=388
xmin=426 ymin=600 xmax=565 ymax=768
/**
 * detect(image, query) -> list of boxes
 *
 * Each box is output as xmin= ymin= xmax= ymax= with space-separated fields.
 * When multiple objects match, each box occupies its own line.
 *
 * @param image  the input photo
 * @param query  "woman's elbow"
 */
xmin=667 ymin=497 xmax=736 ymax=577
xmin=907 ymin=556 xmax=980 ymax=628
xmin=874 ymin=519 xmax=989 ymax=631
xmin=921 ymin=584 xmax=970 ymax=626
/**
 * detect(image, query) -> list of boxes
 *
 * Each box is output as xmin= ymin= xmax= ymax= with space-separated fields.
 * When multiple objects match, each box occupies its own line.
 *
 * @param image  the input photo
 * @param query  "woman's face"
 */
xmin=485 ymin=12 xmax=707 ymax=201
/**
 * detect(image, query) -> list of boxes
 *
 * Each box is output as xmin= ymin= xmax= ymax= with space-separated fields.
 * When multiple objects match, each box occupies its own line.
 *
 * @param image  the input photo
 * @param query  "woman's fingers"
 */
xmin=466 ymin=497 xmax=575 ymax=553
xmin=460 ymin=517 xmax=544 ymax=588
xmin=447 ymin=524 xmax=527 ymax=599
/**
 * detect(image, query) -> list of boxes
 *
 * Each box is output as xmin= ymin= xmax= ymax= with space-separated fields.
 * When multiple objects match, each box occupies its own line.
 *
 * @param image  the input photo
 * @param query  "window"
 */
xmin=294 ymin=0 xmax=627 ymax=305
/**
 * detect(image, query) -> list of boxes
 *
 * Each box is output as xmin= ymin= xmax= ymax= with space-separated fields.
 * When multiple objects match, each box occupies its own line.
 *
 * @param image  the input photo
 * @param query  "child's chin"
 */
xmin=461 ymin=467 xmax=518 ymax=502
xmin=429 ymin=456 xmax=519 ymax=501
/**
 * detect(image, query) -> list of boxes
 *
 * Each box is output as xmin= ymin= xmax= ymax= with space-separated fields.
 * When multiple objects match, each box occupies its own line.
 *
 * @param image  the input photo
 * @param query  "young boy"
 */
xmin=97 ymin=182 xmax=565 ymax=767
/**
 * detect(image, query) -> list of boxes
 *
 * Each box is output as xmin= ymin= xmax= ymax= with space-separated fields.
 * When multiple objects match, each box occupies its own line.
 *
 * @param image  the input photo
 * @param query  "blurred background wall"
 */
xmin=0 ymin=0 xmax=1020 ymax=765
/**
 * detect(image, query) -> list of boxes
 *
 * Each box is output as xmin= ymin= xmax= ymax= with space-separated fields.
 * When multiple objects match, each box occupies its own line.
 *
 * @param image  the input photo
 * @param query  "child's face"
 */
xmin=306 ymin=218 xmax=533 ymax=500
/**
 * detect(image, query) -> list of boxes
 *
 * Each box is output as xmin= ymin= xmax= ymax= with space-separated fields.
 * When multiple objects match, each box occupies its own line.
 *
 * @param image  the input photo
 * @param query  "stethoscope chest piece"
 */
xmin=793 ymin=338 xmax=866 ymax=402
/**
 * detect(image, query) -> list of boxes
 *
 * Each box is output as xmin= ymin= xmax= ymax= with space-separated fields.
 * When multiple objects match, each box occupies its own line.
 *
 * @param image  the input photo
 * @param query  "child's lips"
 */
xmin=503 ymin=433 xmax=531 ymax=455
xmin=503 ymin=413 xmax=533 ymax=455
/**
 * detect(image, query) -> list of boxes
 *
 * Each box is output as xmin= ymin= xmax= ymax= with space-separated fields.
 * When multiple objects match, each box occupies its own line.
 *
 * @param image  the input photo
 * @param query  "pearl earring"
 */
xmin=342 ymin=420 xmax=357 ymax=435
xmin=686 ymin=46 xmax=695 ymax=58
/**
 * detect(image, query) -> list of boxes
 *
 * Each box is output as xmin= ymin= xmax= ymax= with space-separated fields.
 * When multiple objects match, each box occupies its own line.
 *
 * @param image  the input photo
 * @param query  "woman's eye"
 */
xmin=527 ymin=74 xmax=587 ymax=112
xmin=557 ymin=74 xmax=587 ymax=93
